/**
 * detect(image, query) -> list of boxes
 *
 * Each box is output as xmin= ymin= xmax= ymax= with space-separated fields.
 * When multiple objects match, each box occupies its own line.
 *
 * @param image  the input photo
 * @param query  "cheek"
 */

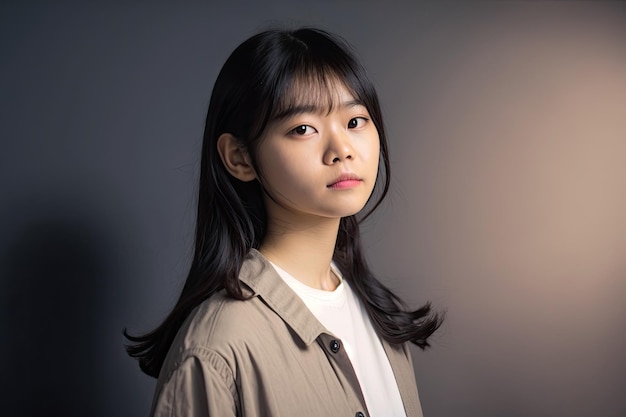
xmin=373 ymin=139 xmax=381 ymax=162
xmin=360 ymin=135 xmax=381 ymax=170
xmin=254 ymin=144 xmax=280 ymax=187
xmin=256 ymin=144 xmax=310 ymax=191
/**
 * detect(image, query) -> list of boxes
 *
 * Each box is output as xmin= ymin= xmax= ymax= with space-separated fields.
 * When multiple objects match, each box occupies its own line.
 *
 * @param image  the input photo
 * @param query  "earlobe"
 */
xmin=216 ymin=133 xmax=257 ymax=182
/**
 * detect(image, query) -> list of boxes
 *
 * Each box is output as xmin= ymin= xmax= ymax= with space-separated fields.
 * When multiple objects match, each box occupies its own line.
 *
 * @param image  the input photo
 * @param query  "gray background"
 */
xmin=1 ymin=1 xmax=625 ymax=416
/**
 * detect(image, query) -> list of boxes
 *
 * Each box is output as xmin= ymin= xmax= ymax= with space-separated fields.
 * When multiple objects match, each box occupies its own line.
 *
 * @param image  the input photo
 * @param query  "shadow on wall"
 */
xmin=1 ymin=200 xmax=111 ymax=417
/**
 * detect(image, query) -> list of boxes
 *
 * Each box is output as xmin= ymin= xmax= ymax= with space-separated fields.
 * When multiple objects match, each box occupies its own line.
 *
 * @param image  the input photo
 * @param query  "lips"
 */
xmin=327 ymin=173 xmax=362 ymax=190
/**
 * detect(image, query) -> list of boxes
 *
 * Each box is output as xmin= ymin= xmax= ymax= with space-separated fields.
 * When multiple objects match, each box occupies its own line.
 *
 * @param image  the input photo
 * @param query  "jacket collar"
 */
xmin=239 ymin=249 xmax=327 ymax=346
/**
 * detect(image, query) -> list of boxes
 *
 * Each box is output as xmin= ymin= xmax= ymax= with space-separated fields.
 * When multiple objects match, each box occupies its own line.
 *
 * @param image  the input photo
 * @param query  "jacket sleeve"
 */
xmin=150 ymin=350 xmax=238 ymax=417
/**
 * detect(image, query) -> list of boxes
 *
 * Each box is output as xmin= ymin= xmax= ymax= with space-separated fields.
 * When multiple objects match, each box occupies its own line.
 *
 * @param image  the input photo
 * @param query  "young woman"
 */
xmin=125 ymin=27 xmax=442 ymax=417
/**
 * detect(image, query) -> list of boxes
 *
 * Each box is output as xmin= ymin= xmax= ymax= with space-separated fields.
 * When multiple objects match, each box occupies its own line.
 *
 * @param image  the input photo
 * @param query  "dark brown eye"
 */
xmin=288 ymin=125 xmax=314 ymax=136
xmin=294 ymin=125 xmax=308 ymax=135
xmin=348 ymin=117 xmax=367 ymax=129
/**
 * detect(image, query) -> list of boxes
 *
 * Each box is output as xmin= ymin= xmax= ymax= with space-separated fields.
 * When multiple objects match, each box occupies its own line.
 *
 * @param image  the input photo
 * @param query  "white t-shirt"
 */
xmin=271 ymin=262 xmax=407 ymax=417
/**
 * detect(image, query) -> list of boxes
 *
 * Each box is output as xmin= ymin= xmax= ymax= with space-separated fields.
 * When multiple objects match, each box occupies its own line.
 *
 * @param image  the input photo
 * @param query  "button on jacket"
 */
xmin=150 ymin=249 xmax=425 ymax=417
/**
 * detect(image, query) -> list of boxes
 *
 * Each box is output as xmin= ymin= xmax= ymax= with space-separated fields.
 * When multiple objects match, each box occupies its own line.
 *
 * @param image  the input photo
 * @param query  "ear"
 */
xmin=216 ymin=133 xmax=257 ymax=182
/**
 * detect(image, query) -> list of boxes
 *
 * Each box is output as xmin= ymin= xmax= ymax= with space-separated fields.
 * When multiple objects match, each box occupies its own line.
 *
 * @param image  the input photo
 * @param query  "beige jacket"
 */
xmin=150 ymin=249 xmax=424 ymax=417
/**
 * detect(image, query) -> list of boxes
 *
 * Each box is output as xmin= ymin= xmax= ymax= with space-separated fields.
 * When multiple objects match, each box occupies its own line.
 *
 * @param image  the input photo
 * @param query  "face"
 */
xmin=253 ymin=81 xmax=380 ymax=223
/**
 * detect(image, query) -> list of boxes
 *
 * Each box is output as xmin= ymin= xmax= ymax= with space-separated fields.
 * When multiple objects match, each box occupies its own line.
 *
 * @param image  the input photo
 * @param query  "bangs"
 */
xmin=269 ymin=67 xmax=364 ymax=123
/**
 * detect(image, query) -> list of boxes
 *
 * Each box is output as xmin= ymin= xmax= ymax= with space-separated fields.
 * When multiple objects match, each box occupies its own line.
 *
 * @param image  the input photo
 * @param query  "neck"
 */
xmin=259 ymin=214 xmax=341 ymax=291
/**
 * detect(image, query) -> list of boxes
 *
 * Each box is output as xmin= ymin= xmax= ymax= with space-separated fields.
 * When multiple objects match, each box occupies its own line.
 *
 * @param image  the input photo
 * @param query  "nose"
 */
xmin=323 ymin=127 xmax=354 ymax=165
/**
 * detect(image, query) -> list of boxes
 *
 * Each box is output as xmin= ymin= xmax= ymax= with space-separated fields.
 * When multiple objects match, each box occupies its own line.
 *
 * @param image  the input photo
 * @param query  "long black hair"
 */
xmin=124 ymin=27 xmax=443 ymax=378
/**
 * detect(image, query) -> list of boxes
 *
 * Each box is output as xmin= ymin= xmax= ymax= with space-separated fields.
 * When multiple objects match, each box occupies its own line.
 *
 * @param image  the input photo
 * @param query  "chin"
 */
xmin=333 ymin=206 xmax=368 ymax=219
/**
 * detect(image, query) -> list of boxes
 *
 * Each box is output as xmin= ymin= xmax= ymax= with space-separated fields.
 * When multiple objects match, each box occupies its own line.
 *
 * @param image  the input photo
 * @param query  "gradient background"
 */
xmin=1 ymin=1 xmax=625 ymax=416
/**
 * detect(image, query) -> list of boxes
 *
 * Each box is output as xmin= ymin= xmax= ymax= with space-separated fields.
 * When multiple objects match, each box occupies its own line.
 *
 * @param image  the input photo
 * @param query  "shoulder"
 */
xmin=150 ymin=299 xmax=246 ymax=416
xmin=158 ymin=249 xmax=319 ymax=379
xmin=159 ymin=250 xmax=290 ymax=373
xmin=157 ymin=291 xmax=284 ymax=384
xmin=185 ymin=290 xmax=281 ymax=349
xmin=172 ymin=250 xmax=281 ymax=352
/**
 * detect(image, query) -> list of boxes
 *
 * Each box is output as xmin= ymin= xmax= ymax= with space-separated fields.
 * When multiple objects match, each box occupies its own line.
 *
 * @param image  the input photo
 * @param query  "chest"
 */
xmin=231 ymin=330 xmax=368 ymax=416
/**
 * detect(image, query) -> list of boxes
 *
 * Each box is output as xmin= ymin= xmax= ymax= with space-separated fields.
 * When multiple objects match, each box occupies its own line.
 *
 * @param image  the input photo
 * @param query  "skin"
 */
xmin=218 ymin=81 xmax=380 ymax=290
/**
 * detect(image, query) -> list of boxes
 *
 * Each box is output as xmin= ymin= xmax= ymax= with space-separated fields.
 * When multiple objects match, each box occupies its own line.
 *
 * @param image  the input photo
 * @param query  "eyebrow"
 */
xmin=274 ymin=99 xmax=365 ymax=121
